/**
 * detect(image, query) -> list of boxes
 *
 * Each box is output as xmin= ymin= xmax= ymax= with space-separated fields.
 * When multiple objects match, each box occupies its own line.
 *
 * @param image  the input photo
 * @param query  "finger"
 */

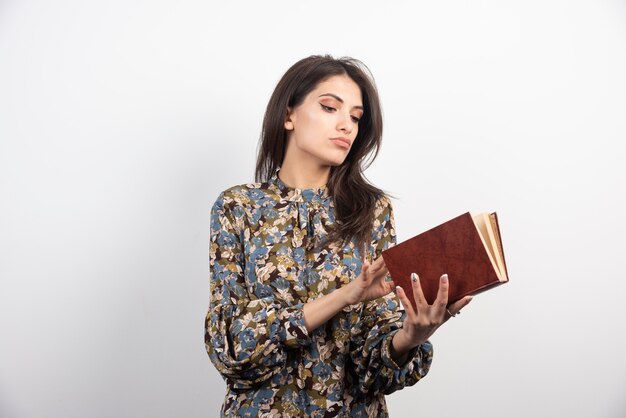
xmin=433 ymin=274 xmax=450 ymax=316
xmin=370 ymin=255 xmax=386 ymax=273
xmin=448 ymin=295 xmax=473 ymax=315
xmin=410 ymin=272 xmax=428 ymax=308
xmin=395 ymin=285 xmax=417 ymax=318
xmin=382 ymin=279 xmax=395 ymax=295
xmin=361 ymin=261 xmax=371 ymax=283
xmin=374 ymin=270 xmax=393 ymax=294
xmin=366 ymin=255 xmax=387 ymax=276
xmin=373 ymin=264 xmax=389 ymax=281
xmin=381 ymin=276 xmax=396 ymax=291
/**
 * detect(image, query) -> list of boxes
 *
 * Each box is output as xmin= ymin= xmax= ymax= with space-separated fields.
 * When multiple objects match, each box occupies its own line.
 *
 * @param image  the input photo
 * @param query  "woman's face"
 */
xmin=284 ymin=74 xmax=364 ymax=167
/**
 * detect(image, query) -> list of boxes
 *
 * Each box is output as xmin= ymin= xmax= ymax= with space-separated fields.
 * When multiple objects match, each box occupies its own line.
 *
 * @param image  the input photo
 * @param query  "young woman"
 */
xmin=205 ymin=55 xmax=472 ymax=417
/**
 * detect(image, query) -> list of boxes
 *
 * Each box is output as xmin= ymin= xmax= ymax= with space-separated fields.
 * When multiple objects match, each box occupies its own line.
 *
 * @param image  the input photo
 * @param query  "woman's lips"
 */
xmin=331 ymin=138 xmax=351 ymax=149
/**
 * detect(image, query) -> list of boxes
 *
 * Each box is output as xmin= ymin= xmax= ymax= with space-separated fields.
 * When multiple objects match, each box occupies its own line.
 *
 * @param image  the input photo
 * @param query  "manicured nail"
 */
xmin=395 ymin=286 xmax=403 ymax=293
xmin=411 ymin=272 xmax=418 ymax=282
xmin=441 ymin=274 xmax=448 ymax=283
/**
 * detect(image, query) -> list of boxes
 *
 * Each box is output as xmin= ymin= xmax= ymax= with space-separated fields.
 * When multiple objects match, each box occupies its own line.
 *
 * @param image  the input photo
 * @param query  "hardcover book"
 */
xmin=381 ymin=212 xmax=509 ymax=309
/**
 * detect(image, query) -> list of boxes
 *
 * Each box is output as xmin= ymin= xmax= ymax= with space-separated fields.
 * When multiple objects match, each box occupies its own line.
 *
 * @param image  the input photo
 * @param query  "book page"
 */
xmin=489 ymin=212 xmax=508 ymax=280
xmin=474 ymin=212 xmax=507 ymax=282
xmin=471 ymin=213 xmax=503 ymax=281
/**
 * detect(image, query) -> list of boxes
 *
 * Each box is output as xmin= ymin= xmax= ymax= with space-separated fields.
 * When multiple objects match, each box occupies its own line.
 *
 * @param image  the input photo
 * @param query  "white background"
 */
xmin=1 ymin=1 xmax=625 ymax=417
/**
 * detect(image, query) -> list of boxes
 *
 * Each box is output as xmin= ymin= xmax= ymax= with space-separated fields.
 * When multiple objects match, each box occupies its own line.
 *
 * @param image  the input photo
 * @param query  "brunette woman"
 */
xmin=205 ymin=54 xmax=471 ymax=417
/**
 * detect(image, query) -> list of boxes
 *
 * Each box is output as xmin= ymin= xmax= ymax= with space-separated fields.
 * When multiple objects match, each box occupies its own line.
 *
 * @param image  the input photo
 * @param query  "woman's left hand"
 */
xmin=393 ymin=272 xmax=473 ymax=351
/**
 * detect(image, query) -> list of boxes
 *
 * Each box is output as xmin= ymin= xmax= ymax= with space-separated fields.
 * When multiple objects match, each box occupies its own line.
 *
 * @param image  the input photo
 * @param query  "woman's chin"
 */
xmin=326 ymin=158 xmax=348 ymax=167
xmin=323 ymin=152 xmax=350 ymax=167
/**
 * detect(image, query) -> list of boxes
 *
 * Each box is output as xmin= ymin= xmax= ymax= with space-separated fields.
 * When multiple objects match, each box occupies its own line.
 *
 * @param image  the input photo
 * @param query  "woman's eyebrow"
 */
xmin=318 ymin=93 xmax=363 ymax=110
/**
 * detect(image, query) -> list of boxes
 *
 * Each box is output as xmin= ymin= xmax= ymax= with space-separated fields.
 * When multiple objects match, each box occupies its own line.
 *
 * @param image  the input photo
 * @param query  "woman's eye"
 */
xmin=351 ymin=116 xmax=361 ymax=123
xmin=321 ymin=104 xmax=335 ymax=112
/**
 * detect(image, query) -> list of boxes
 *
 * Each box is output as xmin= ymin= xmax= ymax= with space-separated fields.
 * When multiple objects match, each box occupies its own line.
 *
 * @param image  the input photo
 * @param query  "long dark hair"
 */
xmin=255 ymin=54 xmax=387 ymax=252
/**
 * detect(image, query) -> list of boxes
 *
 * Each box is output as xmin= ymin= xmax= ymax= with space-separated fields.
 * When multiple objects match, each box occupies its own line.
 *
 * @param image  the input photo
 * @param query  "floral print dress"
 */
xmin=205 ymin=169 xmax=433 ymax=417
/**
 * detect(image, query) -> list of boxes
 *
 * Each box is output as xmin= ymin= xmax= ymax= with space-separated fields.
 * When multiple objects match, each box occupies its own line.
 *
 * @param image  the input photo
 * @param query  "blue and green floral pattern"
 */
xmin=205 ymin=169 xmax=433 ymax=417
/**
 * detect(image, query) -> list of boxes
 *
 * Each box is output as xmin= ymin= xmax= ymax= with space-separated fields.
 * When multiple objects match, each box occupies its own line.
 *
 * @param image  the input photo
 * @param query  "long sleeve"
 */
xmin=348 ymin=195 xmax=434 ymax=397
xmin=205 ymin=191 xmax=311 ymax=390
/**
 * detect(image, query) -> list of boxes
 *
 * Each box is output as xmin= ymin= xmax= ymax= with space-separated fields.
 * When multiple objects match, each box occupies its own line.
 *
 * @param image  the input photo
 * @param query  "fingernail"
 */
xmin=395 ymin=286 xmax=403 ymax=293
xmin=441 ymin=274 xmax=448 ymax=283
xmin=411 ymin=272 xmax=418 ymax=282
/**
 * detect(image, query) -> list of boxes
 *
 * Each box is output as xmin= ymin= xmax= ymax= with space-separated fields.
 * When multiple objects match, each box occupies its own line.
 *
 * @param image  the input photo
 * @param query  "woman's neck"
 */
xmin=278 ymin=159 xmax=330 ymax=189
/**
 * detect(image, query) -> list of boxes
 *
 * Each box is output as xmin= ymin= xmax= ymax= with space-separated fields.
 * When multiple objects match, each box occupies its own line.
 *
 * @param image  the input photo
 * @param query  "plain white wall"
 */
xmin=1 ymin=1 xmax=625 ymax=417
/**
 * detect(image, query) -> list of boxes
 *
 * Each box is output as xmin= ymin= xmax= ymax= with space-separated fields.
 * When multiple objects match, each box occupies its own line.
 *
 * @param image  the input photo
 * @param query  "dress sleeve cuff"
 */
xmin=276 ymin=303 xmax=311 ymax=349
xmin=381 ymin=330 xmax=434 ymax=370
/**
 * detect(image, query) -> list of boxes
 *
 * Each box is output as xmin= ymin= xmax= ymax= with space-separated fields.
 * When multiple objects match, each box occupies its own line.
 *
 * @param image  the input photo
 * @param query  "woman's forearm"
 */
xmin=301 ymin=286 xmax=350 ymax=332
xmin=390 ymin=329 xmax=414 ymax=365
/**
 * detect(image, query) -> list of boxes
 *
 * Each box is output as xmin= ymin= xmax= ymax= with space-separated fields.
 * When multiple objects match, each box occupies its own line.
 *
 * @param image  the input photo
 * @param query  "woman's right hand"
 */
xmin=341 ymin=255 xmax=395 ymax=306
xmin=304 ymin=255 xmax=394 ymax=332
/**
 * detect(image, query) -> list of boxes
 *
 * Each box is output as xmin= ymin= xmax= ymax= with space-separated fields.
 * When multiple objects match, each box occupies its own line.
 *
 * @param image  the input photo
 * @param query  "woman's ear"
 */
xmin=284 ymin=107 xmax=294 ymax=131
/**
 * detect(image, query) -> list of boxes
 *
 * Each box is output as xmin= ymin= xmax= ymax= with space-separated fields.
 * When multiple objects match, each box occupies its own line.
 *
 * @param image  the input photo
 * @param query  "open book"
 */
xmin=381 ymin=212 xmax=509 ymax=309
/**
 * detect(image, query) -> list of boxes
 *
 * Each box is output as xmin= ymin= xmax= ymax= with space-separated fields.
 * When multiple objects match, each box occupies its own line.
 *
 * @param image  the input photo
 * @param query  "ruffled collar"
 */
xmin=268 ymin=168 xmax=331 ymax=204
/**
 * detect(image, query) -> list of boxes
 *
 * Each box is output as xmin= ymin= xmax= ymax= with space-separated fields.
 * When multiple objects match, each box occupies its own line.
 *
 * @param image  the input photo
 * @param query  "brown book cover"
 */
xmin=381 ymin=212 xmax=509 ymax=309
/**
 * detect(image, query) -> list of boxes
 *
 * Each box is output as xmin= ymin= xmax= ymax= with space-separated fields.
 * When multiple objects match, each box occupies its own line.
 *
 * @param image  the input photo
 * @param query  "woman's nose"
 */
xmin=338 ymin=113 xmax=353 ymax=133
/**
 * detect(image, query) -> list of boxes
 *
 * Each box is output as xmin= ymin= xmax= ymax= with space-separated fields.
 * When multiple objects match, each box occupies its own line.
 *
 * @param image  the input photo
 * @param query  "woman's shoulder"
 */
xmin=211 ymin=179 xmax=279 ymax=211
xmin=373 ymin=191 xmax=394 ymax=212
